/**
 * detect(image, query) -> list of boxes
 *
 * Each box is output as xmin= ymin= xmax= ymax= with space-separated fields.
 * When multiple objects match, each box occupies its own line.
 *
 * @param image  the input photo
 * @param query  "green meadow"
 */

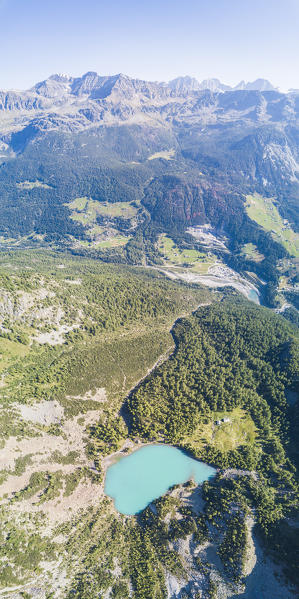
xmin=66 ymin=197 xmax=138 ymax=225
xmin=158 ymin=234 xmax=215 ymax=273
xmin=240 ymin=243 xmax=265 ymax=262
xmin=245 ymin=194 xmax=299 ymax=257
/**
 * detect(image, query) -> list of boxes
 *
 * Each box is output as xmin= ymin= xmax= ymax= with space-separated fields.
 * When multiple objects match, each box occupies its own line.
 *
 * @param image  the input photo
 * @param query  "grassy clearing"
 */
xmin=0 ymin=337 xmax=30 ymax=371
xmin=278 ymin=275 xmax=290 ymax=291
xmin=0 ymin=233 xmax=47 ymax=249
xmin=65 ymin=198 xmax=138 ymax=248
xmin=212 ymin=408 xmax=257 ymax=452
xmin=274 ymin=259 xmax=299 ymax=312
xmin=94 ymin=235 xmax=131 ymax=248
xmin=94 ymin=201 xmax=138 ymax=218
xmin=66 ymin=198 xmax=138 ymax=225
xmin=158 ymin=234 xmax=216 ymax=273
xmin=148 ymin=149 xmax=175 ymax=161
xmin=183 ymin=408 xmax=257 ymax=453
xmin=16 ymin=180 xmax=52 ymax=190
xmin=0 ymin=236 xmax=20 ymax=244
xmin=89 ymin=225 xmax=105 ymax=237
xmin=74 ymin=235 xmax=131 ymax=248
xmin=67 ymin=196 xmax=88 ymax=210
xmin=245 ymin=194 xmax=299 ymax=257
xmin=240 ymin=243 xmax=265 ymax=263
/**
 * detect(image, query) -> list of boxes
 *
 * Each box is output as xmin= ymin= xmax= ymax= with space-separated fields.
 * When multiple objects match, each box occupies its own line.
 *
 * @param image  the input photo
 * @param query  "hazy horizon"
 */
xmin=1 ymin=0 xmax=298 ymax=91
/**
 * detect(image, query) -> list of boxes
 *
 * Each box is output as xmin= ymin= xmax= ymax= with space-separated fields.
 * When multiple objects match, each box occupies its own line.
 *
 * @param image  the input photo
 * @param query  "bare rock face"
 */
xmin=0 ymin=90 xmax=50 ymax=111
xmin=71 ymin=70 xmax=102 ymax=95
xmin=197 ymin=78 xmax=231 ymax=92
xmin=32 ymin=76 xmax=72 ymax=99
xmin=234 ymin=78 xmax=277 ymax=92
xmin=168 ymin=76 xmax=202 ymax=94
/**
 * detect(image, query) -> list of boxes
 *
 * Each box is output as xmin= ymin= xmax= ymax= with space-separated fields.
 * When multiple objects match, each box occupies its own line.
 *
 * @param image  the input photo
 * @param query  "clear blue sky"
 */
xmin=1 ymin=0 xmax=298 ymax=90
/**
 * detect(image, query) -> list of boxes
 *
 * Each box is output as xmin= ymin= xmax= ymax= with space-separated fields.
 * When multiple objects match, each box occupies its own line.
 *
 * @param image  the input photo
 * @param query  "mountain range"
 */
xmin=0 ymin=71 xmax=298 ymax=310
xmin=167 ymin=76 xmax=278 ymax=93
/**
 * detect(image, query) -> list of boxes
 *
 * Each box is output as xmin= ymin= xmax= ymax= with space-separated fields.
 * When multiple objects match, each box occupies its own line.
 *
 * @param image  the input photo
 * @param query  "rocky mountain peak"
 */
xmin=71 ymin=71 xmax=103 ymax=96
xmin=168 ymin=76 xmax=201 ymax=93
xmin=168 ymin=76 xmax=232 ymax=93
xmin=31 ymin=75 xmax=72 ymax=98
xmin=234 ymin=78 xmax=277 ymax=92
xmin=198 ymin=78 xmax=231 ymax=92
xmin=49 ymin=73 xmax=72 ymax=82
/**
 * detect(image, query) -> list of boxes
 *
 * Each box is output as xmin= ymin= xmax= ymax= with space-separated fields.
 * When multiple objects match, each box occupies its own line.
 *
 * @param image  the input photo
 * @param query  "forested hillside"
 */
xmin=127 ymin=300 xmax=299 ymax=589
xmin=0 ymin=252 xmax=298 ymax=598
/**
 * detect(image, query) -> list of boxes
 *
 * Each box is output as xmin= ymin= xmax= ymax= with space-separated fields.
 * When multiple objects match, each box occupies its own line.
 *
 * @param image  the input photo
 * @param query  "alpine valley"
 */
xmin=0 ymin=73 xmax=298 ymax=599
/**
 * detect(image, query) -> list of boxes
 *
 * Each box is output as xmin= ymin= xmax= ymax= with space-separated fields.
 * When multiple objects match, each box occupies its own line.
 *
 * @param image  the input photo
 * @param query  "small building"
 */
xmin=222 ymin=417 xmax=230 ymax=423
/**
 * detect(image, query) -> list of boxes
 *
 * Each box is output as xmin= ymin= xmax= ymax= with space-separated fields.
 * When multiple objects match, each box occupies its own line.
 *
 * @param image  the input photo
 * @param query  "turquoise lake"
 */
xmin=248 ymin=288 xmax=260 ymax=304
xmin=104 ymin=444 xmax=216 ymax=515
